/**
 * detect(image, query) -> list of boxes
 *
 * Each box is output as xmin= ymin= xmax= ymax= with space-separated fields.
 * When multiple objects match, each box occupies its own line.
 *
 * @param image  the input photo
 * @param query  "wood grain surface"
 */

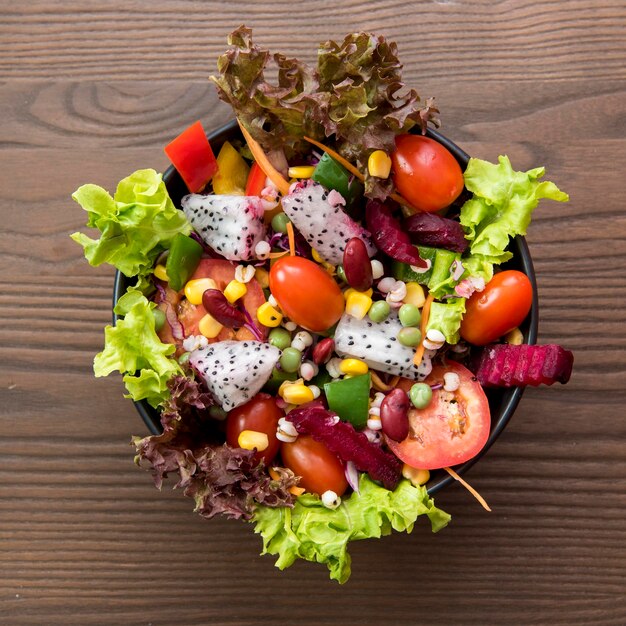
xmin=1 ymin=1 xmax=625 ymax=624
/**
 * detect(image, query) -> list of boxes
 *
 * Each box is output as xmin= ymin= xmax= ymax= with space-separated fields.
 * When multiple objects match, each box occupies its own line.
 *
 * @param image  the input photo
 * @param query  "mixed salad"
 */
xmin=71 ymin=28 xmax=574 ymax=583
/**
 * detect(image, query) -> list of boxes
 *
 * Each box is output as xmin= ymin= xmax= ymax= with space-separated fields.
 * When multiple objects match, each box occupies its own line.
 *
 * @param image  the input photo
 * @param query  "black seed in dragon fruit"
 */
xmin=281 ymin=180 xmax=376 ymax=266
xmin=181 ymin=194 xmax=267 ymax=261
xmin=189 ymin=340 xmax=280 ymax=411
xmin=333 ymin=311 xmax=434 ymax=380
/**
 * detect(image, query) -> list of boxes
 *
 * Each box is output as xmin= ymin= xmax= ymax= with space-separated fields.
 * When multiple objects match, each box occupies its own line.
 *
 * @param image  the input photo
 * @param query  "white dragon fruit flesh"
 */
xmin=334 ymin=311 xmax=434 ymax=380
xmin=181 ymin=194 xmax=267 ymax=261
xmin=281 ymin=180 xmax=376 ymax=265
xmin=189 ymin=340 xmax=280 ymax=411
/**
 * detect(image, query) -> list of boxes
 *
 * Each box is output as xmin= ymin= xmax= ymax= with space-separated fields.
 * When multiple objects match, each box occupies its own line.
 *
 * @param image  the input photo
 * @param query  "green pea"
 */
xmin=178 ymin=351 xmax=191 ymax=365
xmin=336 ymin=265 xmax=347 ymax=283
xmin=209 ymin=405 xmax=228 ymax=420
xmin=271 ymin=212 xmax=291 ymax=234
xmin=399 ymin=303 xmax=421 ymax=327
xmin=280 ymin=347 xmax=302 ymax=373
xmin=368 ymin=300 xmax=391 ymax=323
xmin=269 ymin=327 xmax=292 ymax=350
xmin=409 ymin=383 xmax=432 ymax=409
xmin=397 ymin=327 xmax=422 ymax=347
xmin=152 ymin=308 xmax=166 ymax=332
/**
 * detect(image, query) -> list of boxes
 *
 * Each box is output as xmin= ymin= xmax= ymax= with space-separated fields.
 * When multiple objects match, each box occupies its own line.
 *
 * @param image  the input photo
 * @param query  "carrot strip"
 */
xmin=238 ymin=120 xmax=290 ymax=196
xmin=370 ymin=371 xmax=394 ymax=392
xmin=268 ymin=250 xmax=289 ymax=260
xmin=286 ymin=221 xmax=296 ymax=257
xmin=444 ymin=466 xmax=491 ymax=512
xmin=303 ymin=136 xmax=364 ymax=181
xmin=413 ymin=292 xmax=435 ymax=366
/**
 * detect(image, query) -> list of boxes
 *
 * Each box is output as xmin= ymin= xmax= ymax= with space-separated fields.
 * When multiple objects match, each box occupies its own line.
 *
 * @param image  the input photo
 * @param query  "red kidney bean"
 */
xmin=380 ymin=388 xmax=410 ymax=442
xmin=312 ymin=337 xmax=335 ymax=365
xmin=201 ymin=289 xmax=246 ymax=328
xmin=343 ymin=237 xmax=373 ymax=292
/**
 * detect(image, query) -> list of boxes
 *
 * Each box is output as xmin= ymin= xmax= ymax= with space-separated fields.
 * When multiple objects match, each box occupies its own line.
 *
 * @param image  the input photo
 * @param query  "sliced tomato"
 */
xmin=245 ymin=162 xmax=267 ymax=196
xmin=164 ymin=121 xmax=218 ymax=193
xmin=387 ymin=361 xmax=491 ymax=470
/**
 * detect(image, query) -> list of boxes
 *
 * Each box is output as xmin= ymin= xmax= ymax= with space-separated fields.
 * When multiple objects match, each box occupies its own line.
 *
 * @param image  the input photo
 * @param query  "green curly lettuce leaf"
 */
xmin=253 ymin=475 xmax=450 ymax=583
xmin=426 ymin=298 xmax=466 ymax=345
xmin=94 ymin=293 xmax=181 ymax=407
xmin=71 ymin=168 xmax=191 ymax=278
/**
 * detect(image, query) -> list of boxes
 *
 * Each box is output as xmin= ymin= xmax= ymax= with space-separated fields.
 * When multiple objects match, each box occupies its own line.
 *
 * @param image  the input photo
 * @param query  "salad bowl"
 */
xmin=112 ymin=118 xmax=539 ymax=495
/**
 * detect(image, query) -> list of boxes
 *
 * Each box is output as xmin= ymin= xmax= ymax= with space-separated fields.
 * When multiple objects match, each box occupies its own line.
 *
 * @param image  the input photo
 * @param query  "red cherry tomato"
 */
xmin=460 ymin=270 xmax=533 ymax=346
xmin=387 ymin=362 xmax=491 ymax=470
xmin=281 ymin=435 xmax=348 ymax=497
xmin=226 ymin=394 xmax=283 ymax=465
xmin=391 ymin=134 xmax=464 ymax=213
xmin=269 ymin=256 xmax=344 ymax=332
xmin=164 ymin=121 xmax=217 ymax=193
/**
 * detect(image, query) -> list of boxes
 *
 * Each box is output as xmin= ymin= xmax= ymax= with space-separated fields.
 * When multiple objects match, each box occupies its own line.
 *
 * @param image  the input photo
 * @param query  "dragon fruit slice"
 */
xmin=333 ymin=311 xmax=434 ymax=380
xmin=473 ymin=343 xmax=574 ymax=388
xmin=181 ymin=194 xmax=267 ymax=261
xmin=281 ymin=180 xmax=376 ymax=265
xmin=189 ymin=340 xmax=280 ymax=411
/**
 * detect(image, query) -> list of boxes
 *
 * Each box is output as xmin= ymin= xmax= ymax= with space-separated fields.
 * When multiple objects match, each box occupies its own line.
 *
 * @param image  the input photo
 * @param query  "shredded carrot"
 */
xmin=267 ymin=250 xmax=289 ymax=260
xmin=238 ymin=120 xmax=290 ymax=196
xmin=289 ymin=486 xmax=306 ymax=496
xmin=370 ymin=371 xmax=394 ymax=392
xmin=303 ymin=136 xmax=364 ymax=181
xmin=444 ymin=466 xmax=491 ymax=512
xmin=389 ymin=191 xmax=419 ymax=214
xmin=413 ymin=292 xmax=435 ymax=366
xmin=286 ymin=221 xmax=296 ymax=256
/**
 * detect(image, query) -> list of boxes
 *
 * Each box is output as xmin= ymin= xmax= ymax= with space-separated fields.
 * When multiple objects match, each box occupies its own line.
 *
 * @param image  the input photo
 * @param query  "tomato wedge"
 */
xmin=386 ymin=362 xmax=491 ymax=470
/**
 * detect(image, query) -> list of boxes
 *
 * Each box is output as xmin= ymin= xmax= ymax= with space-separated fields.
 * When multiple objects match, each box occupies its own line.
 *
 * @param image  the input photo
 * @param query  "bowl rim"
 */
xmin=113 ymin=119 xmax=539 ymax=495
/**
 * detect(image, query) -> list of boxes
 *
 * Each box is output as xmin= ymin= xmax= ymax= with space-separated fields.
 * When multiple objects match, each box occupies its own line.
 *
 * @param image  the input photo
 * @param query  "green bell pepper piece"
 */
xmin=312 ymin=153 xmax=363 ymax=214
xmin=392 ymin=246 xmax=459 ymax=292
xmin=165 ymin=233 xmax=203 ymax=291
xmin=324 ymin=373 xmax=371 ymax=428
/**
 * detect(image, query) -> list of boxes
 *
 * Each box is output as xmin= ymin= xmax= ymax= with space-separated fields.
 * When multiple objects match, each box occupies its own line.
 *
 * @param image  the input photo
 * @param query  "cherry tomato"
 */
xmin=387 ymin=362 xmax=491 ymax=470
xmin=460 ymin=270 xmax=533 ymax=346
xmin=391 ymin=134 xmax=464 ymax=213
xmin=269 ymin=256 xmax=344 ymax=332
xmin=281 ymin=435 xmax=348 ymax=496
xmin=226 ymin=393 xmax=283 ymax=465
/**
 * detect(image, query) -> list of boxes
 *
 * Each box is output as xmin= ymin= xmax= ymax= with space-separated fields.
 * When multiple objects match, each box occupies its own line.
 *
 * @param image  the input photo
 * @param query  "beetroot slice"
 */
xmin=365 ymin=199 xmax=428 ymax=268
xmin=474 ymin=344 xmax=574 ymax=388
xmin=286 ymin=404 xmax=402 ymax=490
xmin=403 ymin=212 xmax=469 ymax=253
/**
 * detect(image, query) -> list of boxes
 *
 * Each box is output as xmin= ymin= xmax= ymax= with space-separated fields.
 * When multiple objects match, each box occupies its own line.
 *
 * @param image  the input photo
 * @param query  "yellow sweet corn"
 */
xmin=223 ymin=279 xmax=247 ymax=303
xmin=345 ymin=290 xmax=373 ymax=320
xmin=404 ymin=282 xmax=426 ymax=308
xmin=198 ymin=313 xmax=223 ymax=339
xmin=402 ymin=464 xmax=430 ymax=486
xmin=279 ymin=380 xmax=315 ymax=405
xmin=288 ymin=165 xmax=316 ymax=179
xmin=255 ymin=267 xmax=270 ymax=289
xmin=339 ymin=358 xmax=369 ymax=376
xmin=238 ymin=430 xmax=269 ymax=452
xmin=184 ymin=278 xmax=218 ymax=305
xmin=257 ymin=302 xmax=283 ymax=327
xmin=504 ymin=327 xmax=524 ymax=345
xmin=153 ymin=264 xmax=169 ymax=282
xmin=368 ymin=150 xmax=392 ymax=179
xmin=343 ymin=287 xmax=374 ymax=301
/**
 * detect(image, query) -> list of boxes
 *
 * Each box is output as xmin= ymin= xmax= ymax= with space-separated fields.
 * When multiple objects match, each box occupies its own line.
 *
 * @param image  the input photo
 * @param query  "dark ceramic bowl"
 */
xmin=113 ymin=119 xmax=538 ymax=495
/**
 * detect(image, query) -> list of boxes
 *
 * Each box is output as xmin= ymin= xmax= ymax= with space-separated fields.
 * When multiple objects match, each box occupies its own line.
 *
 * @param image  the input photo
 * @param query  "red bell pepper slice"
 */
xmin=244 ymin=162 xmax=267 ymax=196
xmin=164 ymin=121 xmax=218 ymax=192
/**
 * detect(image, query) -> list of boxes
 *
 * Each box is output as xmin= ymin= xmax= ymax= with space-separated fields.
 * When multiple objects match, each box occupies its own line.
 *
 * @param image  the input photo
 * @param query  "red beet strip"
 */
xmin=286 ymin=404 xmax=402 ymax=490
xmin=403 ymin=212 xmax=469 ymax=253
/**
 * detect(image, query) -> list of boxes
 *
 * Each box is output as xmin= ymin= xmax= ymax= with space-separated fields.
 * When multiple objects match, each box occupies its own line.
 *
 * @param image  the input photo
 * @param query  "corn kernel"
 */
xmin=184 ymin=278 xmax=218 ymax=305
xmin=223 ymin=279 xmax=247 ymax=303
xmin=404 ymin=282 xmax=426 ymax=308
xmin=153 ymin=264 xmax=169 ymax=282
xmin=339 ymin=358 xmax=369 ymax=376
xmin=255 ymin=267 xmax=270 ymax=289
xmin=311 ymin=248 xmax=324 ymax=264
xmin=368 ymin=150 xmax=392 ymax=179
xmin=238 ymin=430 xmax=269 ymax=452
xmin=257 ymin=302 xmax=283 ymax=327
xmin=345 ymin=291 xmax=373 ymax=320
xmin=504 ymin=327 xmax=524 ymax=345
xmin=343 ymin=287 xmax=374 ymax=301
xmin=402 ymin=464 xmax=430 ymax=486
xmin=288 ymin=165 xmax=316 ymax=179
xmin=280 ymin=382 xmax=315 ymax=405
xmin=198 ymin=313 xmax=223 ymax=339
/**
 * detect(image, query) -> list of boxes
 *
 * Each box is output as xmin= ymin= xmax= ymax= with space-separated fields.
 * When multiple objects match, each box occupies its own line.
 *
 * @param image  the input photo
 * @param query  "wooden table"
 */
xmin=2 ymin=2 xmax=625 ymax=624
